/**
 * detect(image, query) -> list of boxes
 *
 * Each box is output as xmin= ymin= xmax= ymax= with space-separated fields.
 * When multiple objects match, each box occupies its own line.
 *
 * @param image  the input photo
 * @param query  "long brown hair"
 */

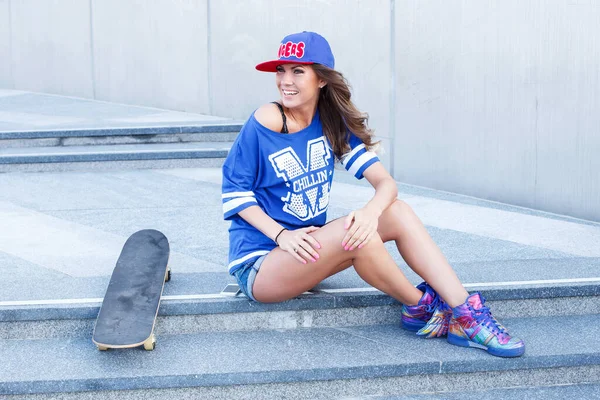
xmin=312 ymin=64 xmax=379 ymax=160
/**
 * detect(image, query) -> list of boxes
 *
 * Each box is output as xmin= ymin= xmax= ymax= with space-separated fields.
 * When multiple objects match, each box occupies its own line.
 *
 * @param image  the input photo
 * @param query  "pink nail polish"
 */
xmin=311 ymin=258 xmax=316 ymax=262
xmin=342 ymin=242 xmax=346 ymax=247
xmin=315 ymin=254 xmax=320 ymax=259
xmin=302 ymin=260 xmax=307 ymax=264
xmin=349 ymin=247 xmax=354 ymax=251
xmin=344 ymin=246 xmax=348 ymax=251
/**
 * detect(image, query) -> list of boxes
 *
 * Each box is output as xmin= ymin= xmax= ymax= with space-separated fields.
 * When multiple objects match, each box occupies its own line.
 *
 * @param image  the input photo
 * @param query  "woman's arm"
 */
xmin=239 ymin=206 xmax=321 ymax=264
xmin=238 ymin=205 xmax=287 ymax=243
xmin=362 ymin=162 xmax=399 ymax=217
xmin=342 ymin=162 xmax=398 ymax=250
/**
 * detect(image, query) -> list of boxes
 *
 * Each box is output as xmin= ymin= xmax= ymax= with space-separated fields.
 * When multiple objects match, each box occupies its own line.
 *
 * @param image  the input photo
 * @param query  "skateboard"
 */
xmin=92 ymin=229 xmax=170 ymax=351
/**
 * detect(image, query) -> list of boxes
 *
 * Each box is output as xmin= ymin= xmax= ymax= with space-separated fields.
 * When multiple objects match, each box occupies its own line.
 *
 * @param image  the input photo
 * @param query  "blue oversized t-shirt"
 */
xmin=222 ymin=109 xmax=379 ymax=274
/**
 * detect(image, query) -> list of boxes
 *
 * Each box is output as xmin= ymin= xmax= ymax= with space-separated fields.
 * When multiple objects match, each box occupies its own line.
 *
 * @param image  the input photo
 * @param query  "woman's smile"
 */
xmin=282 ymin=89 xmax=299 ymax=97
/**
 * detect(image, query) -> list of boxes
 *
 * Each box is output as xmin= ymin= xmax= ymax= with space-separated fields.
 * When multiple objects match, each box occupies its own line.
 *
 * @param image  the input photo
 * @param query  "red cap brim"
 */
xmin=255 ymin=60 xmax=315 ymax=72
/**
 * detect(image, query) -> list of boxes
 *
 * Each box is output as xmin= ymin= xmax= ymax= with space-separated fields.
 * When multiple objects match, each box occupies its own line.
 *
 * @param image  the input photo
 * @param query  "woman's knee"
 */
xmin=388 ymin=199 xmax=414 ymax=220
xmin=377 ymin=199 xmax=414 ymax=240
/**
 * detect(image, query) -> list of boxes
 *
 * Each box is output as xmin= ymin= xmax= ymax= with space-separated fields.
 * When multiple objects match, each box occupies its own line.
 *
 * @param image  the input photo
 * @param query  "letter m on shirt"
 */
xmin=268 ymin=137 xmax=332 ymax=221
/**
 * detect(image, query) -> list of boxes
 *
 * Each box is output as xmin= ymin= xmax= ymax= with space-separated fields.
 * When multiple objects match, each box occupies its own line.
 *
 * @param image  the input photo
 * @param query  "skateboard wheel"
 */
xmin=165 ymin=267 xmax=171 ymax=282
xmin=143 ymin=334 xmax=156 ymax=351
xmin=97 ymin=346 xmax=108 ymax=351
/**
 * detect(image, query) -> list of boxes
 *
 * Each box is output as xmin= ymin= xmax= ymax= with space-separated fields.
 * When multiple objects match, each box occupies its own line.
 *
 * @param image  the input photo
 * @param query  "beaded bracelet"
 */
xmin=274 ymin=228 xmax=287 ymax=245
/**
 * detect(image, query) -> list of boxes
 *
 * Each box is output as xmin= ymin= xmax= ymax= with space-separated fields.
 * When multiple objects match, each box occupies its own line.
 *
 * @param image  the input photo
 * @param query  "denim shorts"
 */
xmin=232 ymin=255 xmax=266 ymax=302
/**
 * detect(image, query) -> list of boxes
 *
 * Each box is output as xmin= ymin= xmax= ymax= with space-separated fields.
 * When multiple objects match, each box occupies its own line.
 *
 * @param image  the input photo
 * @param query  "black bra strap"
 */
xmin=271 ymin=102 xmax=289 ymax=134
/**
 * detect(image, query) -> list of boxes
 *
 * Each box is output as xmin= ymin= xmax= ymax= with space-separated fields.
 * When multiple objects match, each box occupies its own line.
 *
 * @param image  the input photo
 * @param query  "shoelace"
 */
xmin=472 ymin=299 xmax=508 ymax=339
xmin=424 ymin=288 xmax=444 ymax=313
xmin=424 ymin=291 xmax=452 ymax=324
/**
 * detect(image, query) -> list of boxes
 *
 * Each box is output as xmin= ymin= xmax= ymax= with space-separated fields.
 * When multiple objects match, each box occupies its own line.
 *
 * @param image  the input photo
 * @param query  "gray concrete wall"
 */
xmin=0 ymin=0 xmax=12 ymax=88
xmin=91 ymin=0 xmax=210 ymax=112
xmin=8 ymin=0 xmax=94 ymax=97
xmin=394 ymin=0 xmax=600 ymax=221
xmin=0 ymin=0 xmax=598 ymax=221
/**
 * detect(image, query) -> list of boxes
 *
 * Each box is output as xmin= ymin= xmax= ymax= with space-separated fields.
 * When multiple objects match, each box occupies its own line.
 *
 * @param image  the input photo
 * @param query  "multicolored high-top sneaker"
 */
xmin=401 ymin=282 xmax=450 ymax=337
xmin=448 ymin=293 xmax=525 ymax=357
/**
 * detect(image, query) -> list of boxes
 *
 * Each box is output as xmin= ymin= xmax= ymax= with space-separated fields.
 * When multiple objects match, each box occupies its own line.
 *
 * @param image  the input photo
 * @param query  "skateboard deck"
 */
xmin=92 ymin=229 xmax=170 ymax=351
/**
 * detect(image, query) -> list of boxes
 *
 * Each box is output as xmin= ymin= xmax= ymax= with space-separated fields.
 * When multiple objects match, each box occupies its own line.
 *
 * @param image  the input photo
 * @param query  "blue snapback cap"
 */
xmin=255 ymin=31 xmax=335 ymax=72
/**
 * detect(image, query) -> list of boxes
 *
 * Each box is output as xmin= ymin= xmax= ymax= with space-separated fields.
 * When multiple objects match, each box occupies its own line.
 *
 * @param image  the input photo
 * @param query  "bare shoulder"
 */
xmin=254 ymin=103 xmax=284 ymax=132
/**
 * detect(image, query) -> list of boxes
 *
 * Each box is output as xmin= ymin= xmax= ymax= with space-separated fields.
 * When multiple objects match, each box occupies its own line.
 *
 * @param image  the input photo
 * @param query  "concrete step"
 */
xmin=0 ymin=123 xmax=243 ymax=148
xmin=1 ymin=282 xmax=598 ymax=340
xmin=1 ymin=313 xmax=599 ymax=398
xmin=353 ymin=382 xmax=600 ymax=400
xmin=0 ymin=142 xmax=233 ymax=172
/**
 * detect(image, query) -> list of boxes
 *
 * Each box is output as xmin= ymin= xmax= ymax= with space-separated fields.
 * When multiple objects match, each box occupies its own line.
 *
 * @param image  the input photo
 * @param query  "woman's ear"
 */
xmin=319 ymin=81 xmax=327 ymax=89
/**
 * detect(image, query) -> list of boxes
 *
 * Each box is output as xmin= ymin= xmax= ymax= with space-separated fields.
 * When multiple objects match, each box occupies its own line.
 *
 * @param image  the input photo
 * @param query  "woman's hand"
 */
xmin=342 ymin=207 xmax=380 ymax=251
xmin=277 ymin=226 xmax=322 ymax=264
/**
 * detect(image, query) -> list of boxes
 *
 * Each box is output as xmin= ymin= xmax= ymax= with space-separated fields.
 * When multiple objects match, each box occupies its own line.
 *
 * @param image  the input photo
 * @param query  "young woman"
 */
xmin=222 ymin=31 xmax=524 ymax=358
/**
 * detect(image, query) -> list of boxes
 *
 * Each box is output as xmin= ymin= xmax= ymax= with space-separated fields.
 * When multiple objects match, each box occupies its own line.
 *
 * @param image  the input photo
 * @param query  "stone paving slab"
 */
xmin=0 ymin=142 xmax=231 ymax=165
xmin=357 ymin=382 xmax=600 ymax=400
xmin=1 ymin=167 xmax=599 ymax=302
xmin=2 ymin=283 xmax=598 ymax=333
xmin=1 ymin=314 xmax=599 ymax=395
xmin=0 ymin=90 xmax=231 ymax=133
xmin=0 ymin=142 xmax=232 ymax=155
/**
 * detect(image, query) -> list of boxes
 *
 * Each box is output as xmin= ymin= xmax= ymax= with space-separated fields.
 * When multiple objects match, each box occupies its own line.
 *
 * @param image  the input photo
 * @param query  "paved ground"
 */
xmin=0 ymin=89 xmax=229 ymax=133
xmin=1 ymin=166 xmax=599 ymax=302
xmin=1 ymin=90 xmax=599 ymax=303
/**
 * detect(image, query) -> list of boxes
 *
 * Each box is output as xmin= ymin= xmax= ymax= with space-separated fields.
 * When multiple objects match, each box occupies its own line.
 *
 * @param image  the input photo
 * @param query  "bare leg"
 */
xmin=252 ymin=218 xmax=422 ymax=305
xmin=377 ymin=199 xmax=469 ymax=307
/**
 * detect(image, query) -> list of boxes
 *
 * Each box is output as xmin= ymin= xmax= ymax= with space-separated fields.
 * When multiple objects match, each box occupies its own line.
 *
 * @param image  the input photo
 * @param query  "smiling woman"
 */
xmin=220 ymin=31 xmax=525 ymax=359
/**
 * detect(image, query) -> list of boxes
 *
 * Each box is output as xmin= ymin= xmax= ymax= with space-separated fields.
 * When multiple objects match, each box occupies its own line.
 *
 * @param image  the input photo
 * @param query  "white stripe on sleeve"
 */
xmin=222 ymin=191 xmax=255 ymax=199
xmin=222 ymin=197 xmax=257 ymax=214
xmin=341 ymin=144 xmax=366 ymax=168
xmin=348 ymin=152 xmax=377 ymax=176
